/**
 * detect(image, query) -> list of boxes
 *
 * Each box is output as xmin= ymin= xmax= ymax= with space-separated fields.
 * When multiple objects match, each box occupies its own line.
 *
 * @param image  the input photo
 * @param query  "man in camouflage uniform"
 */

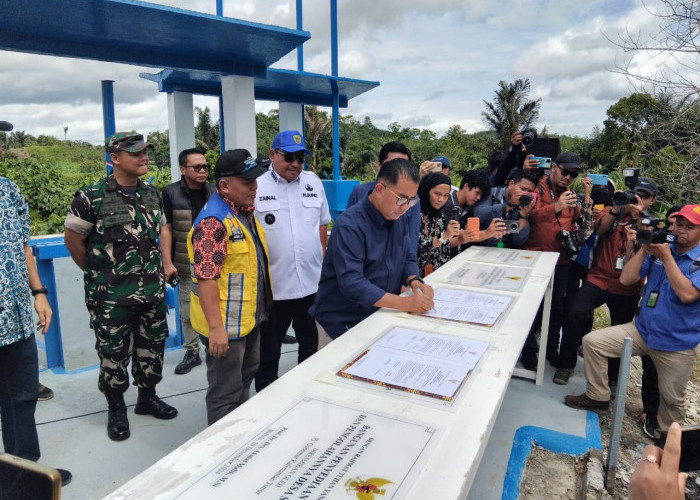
xmin=64 ymin=132 xmax=177 ymax=442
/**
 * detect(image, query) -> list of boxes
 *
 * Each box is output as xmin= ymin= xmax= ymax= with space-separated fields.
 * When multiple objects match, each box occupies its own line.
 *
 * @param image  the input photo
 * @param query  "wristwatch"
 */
xmin=31 ymin=286 xmax=48 ymax=296
xmin=407 ymin=276 xmax=424 ymax=287
xmin=438 ymin=234 xmax=449 ymax=245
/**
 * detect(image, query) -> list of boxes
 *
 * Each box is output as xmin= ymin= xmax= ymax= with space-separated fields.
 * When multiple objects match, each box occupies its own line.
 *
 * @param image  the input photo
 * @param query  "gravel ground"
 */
xmin=520 ymin=355 xmax=700 ymax=499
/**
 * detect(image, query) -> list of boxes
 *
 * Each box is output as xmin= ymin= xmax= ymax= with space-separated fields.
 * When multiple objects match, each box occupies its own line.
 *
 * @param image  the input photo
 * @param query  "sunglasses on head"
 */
xmin=276 ymin=149 xmax=307 ymax=164
xmin=559 ymin=168 xmax=579 ymax=179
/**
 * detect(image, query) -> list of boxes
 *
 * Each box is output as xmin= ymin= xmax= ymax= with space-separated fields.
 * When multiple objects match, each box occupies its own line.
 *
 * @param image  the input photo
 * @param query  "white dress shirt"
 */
xmin=255 ymin=168 xmax=331 ymax=300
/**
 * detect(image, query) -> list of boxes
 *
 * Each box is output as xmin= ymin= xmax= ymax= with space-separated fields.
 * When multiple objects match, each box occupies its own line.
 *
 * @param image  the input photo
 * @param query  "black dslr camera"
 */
xmin=521 ymin=128 xmax=537 ymax=147
xmin=557 ymin=230 xmax=580 ymax=257
xmin=637 ymin=217 xmax=678 ymax=245
xmin=612 ymin=190 xmax=637 ymax=206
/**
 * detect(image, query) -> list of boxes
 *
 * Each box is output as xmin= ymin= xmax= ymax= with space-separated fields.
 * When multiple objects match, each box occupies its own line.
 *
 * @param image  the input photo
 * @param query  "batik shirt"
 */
xmin=417 ymin=213 xmax=452 ymax=277
xmin=0 ymin=177 xmax=34 ymax=346
xmin=65 ymin=175 xmax=165 ymax=307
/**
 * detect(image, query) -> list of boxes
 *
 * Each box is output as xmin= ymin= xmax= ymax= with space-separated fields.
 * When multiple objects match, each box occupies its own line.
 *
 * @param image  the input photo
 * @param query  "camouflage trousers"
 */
xmin=87 ymin=299 xmax=167 ymax=397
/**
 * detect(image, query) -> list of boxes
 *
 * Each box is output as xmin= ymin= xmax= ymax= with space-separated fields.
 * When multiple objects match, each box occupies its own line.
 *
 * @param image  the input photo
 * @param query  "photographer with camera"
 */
xmin=554 ymin=178 xmax=658 ymax=386
xmin=474 ymin=169 xmax=538 ymax=248
xmin=441 ymin=168 xmax=507 ymax=250
xmin=520 ymin=152 xmax=583 ymax=370
xmin=478 ymin=132 xmax=541 ymax=211
xmin=565 ymin=204 xmax=700 ymax=444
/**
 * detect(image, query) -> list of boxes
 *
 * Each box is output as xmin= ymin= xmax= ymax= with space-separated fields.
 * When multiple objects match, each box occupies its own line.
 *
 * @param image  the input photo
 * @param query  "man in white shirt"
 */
xmin=254 ymin=130 xmax=331 ymax=391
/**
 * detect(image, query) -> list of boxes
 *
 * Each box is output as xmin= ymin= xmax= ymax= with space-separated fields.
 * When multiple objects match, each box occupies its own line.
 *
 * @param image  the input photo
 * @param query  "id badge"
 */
xmin=614 ymin=256 xmax=625 ymax=271
xmin=646 ymin=292 xmax=659 ymax=308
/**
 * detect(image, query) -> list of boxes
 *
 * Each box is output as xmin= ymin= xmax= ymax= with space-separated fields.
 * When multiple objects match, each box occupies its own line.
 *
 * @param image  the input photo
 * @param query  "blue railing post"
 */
xmin=102 ymin=80 xmax=116 ymax=175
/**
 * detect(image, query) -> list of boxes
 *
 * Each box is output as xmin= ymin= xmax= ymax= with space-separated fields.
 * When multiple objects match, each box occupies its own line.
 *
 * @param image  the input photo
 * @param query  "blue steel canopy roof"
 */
xmin=140 ymin=69 xmax=379 ymax=107
xmin=0 ymin=0 xmax=310 ymax=76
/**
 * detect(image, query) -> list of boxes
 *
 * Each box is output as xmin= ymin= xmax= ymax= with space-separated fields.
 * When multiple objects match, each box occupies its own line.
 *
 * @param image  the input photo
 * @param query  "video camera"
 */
xmin=636 ymin=216 xmax=678 ymax=245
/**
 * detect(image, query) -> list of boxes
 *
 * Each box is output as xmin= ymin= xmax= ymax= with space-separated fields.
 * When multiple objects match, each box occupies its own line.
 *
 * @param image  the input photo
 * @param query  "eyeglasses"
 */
xmin=559 ymin=168 xmax=579 ymax=179
xmin=381 ymin=184 xmax=419 ymax=208
xmin=186 ymin=164 xmax=209 ymax=172
xmin=276 ymin=149 xmax=307 ymax=164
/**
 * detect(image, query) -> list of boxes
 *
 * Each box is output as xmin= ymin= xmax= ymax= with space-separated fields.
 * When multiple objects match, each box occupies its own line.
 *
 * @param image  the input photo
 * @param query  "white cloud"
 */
xmin=0 ymin=0 xmax=690 ymax=146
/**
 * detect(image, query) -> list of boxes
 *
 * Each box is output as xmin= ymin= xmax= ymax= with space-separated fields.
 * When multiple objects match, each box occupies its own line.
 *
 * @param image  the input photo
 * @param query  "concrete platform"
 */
xmin=23 ymin=341 xmax=596 ymax=500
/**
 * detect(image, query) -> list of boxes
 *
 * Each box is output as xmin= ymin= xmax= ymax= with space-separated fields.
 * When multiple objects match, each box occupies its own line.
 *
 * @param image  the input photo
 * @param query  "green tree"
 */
xmin=146 ymin=130 xmax=170 ymax=171
xmin=255 ymin=109 xmax=279 ymax=158
xmin=482 ymin=79 xmax=541 ymax=149
xmin=194 ymin=107 xmax=219 ymax=152
xmin=304 ymin=106 xmax=333 ymax=173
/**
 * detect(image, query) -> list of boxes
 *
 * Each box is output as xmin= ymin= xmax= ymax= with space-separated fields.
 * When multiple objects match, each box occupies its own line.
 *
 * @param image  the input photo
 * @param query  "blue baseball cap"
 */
xmin=431 ymin=156 xmax=451 ymax=169
xmin=271 ymin=130 xmax=311 ymax=155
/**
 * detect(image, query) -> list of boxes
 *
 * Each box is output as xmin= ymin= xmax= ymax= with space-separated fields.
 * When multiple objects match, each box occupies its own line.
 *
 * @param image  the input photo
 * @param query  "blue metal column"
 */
xmin=101 ymin=80 xmax=116 ymax=175
xmin=330 ymin=0 xmax=340 ymax=180
xmin=297 ymin=0 xmax=307 ymax=156
xmin=296 ymin=0 xmax=304 ymax=71
xmin=217 ymin=0 xmax=226 ymax=154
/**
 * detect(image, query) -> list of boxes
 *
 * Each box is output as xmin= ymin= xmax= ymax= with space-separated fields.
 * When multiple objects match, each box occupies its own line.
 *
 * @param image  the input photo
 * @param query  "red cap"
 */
xmin=669 ymin=204 xmax=700 ymax=225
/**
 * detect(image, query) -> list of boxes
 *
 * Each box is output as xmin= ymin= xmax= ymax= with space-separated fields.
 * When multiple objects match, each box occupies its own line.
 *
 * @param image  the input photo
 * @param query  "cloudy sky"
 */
xmin=0 ymin=0 xmax=672 ymax=144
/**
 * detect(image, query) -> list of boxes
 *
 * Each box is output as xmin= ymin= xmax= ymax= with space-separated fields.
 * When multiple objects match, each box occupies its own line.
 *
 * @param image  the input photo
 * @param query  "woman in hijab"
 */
xmin=416 ymin=172 xmax=462 ymax=277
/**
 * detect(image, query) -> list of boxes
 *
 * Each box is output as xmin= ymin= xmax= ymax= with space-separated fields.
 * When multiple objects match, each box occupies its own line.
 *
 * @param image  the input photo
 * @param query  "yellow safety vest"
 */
xmin=187 ymin=193 xmax=271 ymax=339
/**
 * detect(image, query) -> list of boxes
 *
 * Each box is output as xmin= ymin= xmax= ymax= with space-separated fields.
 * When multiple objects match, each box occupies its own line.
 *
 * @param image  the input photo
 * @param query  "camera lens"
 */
xmin=519 ymin=194 xmax=532 ymax=207
xmin=521 ymin=129 xmax=537 ymax=146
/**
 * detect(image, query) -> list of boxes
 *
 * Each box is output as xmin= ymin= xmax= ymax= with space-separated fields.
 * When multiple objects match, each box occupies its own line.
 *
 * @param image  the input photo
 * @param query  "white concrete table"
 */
xmin=107 ymin=247 xmax=558 ymax=500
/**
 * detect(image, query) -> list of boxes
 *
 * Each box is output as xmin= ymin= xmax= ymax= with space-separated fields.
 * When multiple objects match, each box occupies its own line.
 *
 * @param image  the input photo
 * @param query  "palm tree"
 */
xmin=482 ymin=79 xmax=541 ymax=149
xmin=304 ymin=106 xmax=332 ymax=173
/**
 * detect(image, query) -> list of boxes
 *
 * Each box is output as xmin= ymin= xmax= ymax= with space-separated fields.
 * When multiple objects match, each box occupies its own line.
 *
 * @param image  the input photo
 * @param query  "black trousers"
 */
xmin=523 ymin=264 xmax=570 ymax=358
xmin=255 ymin=294 xmax=318 ymax=392
xmin=559 ymin=280 xmax=660 ymax=416
xmin=560 ymin=281 xmax=640 ymax=368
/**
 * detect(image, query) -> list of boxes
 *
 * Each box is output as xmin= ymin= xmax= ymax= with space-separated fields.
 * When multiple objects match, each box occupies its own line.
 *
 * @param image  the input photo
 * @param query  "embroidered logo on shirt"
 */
xmin=259 ymin=195 xmax=277 ymax=201
xmin=265 ymin=213 xmax=275 ymax=225
xmin=305 ymin=184 xmax=313 ymax=191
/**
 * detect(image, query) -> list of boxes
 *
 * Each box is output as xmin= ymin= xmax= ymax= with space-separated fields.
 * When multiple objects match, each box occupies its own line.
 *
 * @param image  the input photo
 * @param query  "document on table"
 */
xmin=338 ymin=326 xmax=489 ymax=401
xmin=463 ymin=247 xmax=539 ymax=267
xmin=172 ymin=397 xmax=440 ymax=499
xmin=421 ymin=287 xmax=513 ymax=327
xmin=446 ymin=262 xmax=530 ymax=292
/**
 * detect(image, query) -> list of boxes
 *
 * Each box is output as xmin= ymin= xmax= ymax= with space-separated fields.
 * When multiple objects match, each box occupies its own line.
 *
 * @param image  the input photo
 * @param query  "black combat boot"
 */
xmin=106 ymin=394 xmax=130 ymax=441
xmin=134 ymin=387 xmax=178 ymax=419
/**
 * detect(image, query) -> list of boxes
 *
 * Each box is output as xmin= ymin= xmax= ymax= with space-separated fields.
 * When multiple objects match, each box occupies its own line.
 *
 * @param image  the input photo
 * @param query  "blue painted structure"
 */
xmin=502 ymin=411 xmax=603 ymax=499
xmin=0 ymin=0 xmax=310 ymax=76
xmin=140 ymin=69 xmax=378 ymax=108
xmin=101 ymin=81 xmax=116 ymax=174
xmin=4 ymin=0 xmax=380 ymax=366
xmin=30 ymin=237 xmax=184 ymax=369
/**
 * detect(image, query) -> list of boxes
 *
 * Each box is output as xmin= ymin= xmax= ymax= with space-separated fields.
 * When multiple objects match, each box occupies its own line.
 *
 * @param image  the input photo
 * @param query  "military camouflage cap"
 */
xmin=105 ymin=132 xmax=154 ymax=153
